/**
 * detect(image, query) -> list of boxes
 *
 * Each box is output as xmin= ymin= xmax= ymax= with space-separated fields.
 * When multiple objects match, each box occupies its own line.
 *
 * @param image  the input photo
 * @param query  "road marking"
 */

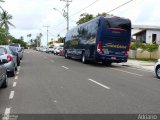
xmin=88 ymin=78 xmax=110 ymax=90
xmin=16 ymin=71 xmax=19 ymax=75
xmin=4 ymin=108 xmax=11 ymax=115
xmin=15 ymin=76 xmax=18 ymax=80
xmin=9 ymin=91 xmax=15 ymax=99
xmin=110 ymin=68 xmax=143 ymax=77
xmin=50 ymin=60 xmax=55 ymax=63
xmin=13 ymin=82 xmax=17 ymax=87
xmin=61 ymin=66 xmax=69 ymax=70
xmin=18 ymin=66 xmax=20 ymax=71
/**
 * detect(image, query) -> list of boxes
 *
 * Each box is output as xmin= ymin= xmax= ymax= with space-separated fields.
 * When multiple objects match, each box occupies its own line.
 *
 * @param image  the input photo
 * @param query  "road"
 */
xmin=0 ymin=49 xmax=160 ymax=116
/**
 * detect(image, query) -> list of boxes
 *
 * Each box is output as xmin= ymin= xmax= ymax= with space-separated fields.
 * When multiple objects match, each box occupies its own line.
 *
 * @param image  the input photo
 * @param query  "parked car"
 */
xmin=21 ymin=47 xmax=24 ymax=53
xmin=10 ymin=43 xmax=23 ymax=60
xmin=46 ymin=46 xmax=54 ymax=53
xmin=17 ymin=47 xmax=23 ymax=60
xmin=59 ymin=48 xmax=64 ymax=56
xmin=0 ymin=45 xmax=17 ymax=77
xmin=9 ymin=46 xmax=21 ymax=66
xmin=54 ymin=47 xmax=63 ymax=55
xmin=0 ymin=59 xmax=8 ymax=88
xmin=154 ymin=59 xmax=160 ymax=79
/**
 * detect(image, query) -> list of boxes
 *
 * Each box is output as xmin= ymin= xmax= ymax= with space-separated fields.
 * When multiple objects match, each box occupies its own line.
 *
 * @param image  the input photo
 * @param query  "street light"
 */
xmin=53 ymin=8 xmax=65 ymax=18
xmin=53 ymin=0 xmax=71 ymax=32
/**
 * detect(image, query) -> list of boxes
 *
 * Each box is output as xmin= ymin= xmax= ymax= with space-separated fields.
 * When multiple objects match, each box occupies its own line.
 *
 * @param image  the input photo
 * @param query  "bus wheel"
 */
xmin=82 ymin=53 xmax=88 ymax=64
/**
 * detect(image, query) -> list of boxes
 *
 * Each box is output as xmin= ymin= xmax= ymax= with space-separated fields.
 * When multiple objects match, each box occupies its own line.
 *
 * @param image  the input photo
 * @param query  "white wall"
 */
xmin=146 ymin=30 xmax=160 ymax=45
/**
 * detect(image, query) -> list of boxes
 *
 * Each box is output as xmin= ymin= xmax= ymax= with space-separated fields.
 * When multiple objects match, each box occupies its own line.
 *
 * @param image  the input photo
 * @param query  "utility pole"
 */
xmin=60 ymin=0 xmax=72 ymax=32
xmin=44 ymin=26 xmax=50 ymax=47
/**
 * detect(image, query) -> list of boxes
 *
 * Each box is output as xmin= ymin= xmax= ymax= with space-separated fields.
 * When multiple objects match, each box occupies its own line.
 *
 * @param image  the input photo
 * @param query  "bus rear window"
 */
xmin=105 ymin=18 xmax=131 ymax=31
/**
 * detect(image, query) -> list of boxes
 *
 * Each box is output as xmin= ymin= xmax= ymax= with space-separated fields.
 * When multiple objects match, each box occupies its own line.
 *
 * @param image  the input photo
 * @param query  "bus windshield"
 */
xmin=105 ymin=18 xmax=131 ymax=31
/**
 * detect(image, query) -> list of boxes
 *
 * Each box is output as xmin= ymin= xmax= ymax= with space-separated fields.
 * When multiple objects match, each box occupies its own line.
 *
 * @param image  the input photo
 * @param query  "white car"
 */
xmin=154 ymin=59 xmax=160 ymax=79
xmin=46 ymin=46 xmax=54 ymax=53
xmin=54 ymin=47 xmax=63 ymax=55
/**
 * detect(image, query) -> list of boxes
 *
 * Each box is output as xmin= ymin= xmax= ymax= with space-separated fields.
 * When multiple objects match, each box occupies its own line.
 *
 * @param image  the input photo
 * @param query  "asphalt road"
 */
xmin=0 ymin=49 xmax=160 ymax=115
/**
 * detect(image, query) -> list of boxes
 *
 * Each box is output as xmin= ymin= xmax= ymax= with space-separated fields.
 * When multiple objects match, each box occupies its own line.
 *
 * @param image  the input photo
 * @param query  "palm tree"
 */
xmin=0 ymin=9 xmax=15 ymax=32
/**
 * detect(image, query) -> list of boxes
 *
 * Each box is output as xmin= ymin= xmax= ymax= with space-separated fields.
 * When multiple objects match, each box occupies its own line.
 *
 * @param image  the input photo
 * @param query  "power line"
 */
xmin=70 ymin=0 xmax=100 ymax=17
xmin=107 ymin=0 xmax=134 ymax=14
xmin=56 ymin=0 xmax=135 ymax=35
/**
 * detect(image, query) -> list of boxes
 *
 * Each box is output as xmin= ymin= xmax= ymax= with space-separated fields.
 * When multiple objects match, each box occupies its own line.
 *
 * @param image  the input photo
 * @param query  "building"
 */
xmin=48 ymin=40 xmax=58 ymax=46
xmin=132 ymin=25 xmax=160 ymax=45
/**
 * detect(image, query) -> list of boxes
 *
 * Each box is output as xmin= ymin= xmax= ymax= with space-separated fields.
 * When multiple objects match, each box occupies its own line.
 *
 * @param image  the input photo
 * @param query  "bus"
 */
xmin=64 ymin=16 xmax=131 ymax=65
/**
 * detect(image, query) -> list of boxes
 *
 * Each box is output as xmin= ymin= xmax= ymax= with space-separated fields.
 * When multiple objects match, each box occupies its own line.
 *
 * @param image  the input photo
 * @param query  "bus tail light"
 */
xmin=97 ymin=41 xmax=103 ymax=54
xmin=126 ymin=44 xmax=130 ymax=52
xmin=125 ymin=44 xmax=130 ymax=56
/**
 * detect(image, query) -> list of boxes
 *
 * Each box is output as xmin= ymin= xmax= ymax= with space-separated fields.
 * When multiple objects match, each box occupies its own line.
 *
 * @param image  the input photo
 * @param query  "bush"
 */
xmin=145 ymin=43 xmax=159 ymax=53
xmin=130 ymin=42 xmax=143 ymax=50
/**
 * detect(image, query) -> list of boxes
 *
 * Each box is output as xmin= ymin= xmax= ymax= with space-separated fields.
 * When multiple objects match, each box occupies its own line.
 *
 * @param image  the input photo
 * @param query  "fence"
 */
xmin=129 ymin=47 xmax=160 ymax=59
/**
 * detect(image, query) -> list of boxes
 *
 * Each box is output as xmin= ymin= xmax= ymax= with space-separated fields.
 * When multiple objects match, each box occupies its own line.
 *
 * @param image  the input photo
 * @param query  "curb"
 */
xmin=125 ymin=63 xmax=154 ymax=72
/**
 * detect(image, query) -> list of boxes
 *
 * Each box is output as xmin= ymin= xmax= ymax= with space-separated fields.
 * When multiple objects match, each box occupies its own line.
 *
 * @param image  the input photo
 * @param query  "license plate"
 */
xmin=111 ymin=57 xmax=116 ymax=60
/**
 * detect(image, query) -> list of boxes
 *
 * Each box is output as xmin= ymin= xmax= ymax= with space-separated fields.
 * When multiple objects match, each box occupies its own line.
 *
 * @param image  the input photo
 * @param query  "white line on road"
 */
xmin=110 ymin=68 xmax=143 ymax=77
xmin=18 ymin=66 xmax=20 ymax=71
xmin=4 ymin=108 xmax=11 ymax=115
xmin=16 ymin=71 xmax=19 ymax=75
xmin=9 ymin=91 xmax=15 ymax=99
xmin=88 ymin=78 xmax=110 ymax=90
xmin=15 ymin=76 xmax=18 ymax=80
xmin=61 ymin=66 xmax=69 ymax=70
xmin=13 ymin=82 xmax=17 ymax=87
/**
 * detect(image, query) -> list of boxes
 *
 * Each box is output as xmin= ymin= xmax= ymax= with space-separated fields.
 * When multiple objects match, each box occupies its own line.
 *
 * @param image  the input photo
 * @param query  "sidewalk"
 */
xmin=124 ymin=59 xmax=155 ymax=72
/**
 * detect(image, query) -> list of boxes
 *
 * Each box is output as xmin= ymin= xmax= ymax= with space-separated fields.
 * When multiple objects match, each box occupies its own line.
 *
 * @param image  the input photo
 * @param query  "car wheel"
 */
xmin=156 ymin=66 xmax=160 ymax=79
xmin=15 ymin=67 xmax=17 ymax=71
xmin=10 ymin=69 xmax=15 ymax=77
xmin=82 ymin=52 xmax=88 ymax=64
xmin=1 ymin=74 xmax=8 ymax=88
xmin=17 ymin=60 xmax=20 ymax=66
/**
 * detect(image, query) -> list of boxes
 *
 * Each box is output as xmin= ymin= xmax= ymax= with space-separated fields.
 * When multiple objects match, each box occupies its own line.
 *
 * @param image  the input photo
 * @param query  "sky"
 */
xmin=1 ymin=0 xmax=160 ymax=46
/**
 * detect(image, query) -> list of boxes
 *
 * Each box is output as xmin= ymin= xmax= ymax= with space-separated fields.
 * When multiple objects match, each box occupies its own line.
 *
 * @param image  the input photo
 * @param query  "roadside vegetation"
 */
xmin=0 ymin=0 xmax=27 ymax=47
xmin=130 ymin=42 xmax=159 ymax=61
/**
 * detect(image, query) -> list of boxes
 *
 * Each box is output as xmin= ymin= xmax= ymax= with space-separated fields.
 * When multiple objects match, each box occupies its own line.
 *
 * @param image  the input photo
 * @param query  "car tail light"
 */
xmin=97 ymin=41 xmax=103 ymax=54
xmin=7 ymin=55 xmax=12 ymax=62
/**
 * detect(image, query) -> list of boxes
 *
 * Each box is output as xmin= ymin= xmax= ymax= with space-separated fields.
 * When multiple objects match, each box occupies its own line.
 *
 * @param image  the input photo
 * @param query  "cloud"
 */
xmin=1 ymin=0 xmax=160 ymax=46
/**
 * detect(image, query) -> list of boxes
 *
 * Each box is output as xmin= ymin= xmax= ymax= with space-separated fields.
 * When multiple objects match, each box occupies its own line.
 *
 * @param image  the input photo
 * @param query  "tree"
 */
xmin=29 ymin=33 xmax=43 ymax=48
xmin=20 ymin=36 xmax=24 ymax=41
xmin=76 ymin=13 xmax=94 ymax=25
xmin=57 ymin=37 xmax=64 ymax=43
xmin=76 ymin=12 xmax=111 ymax=25
xmin=96 ymin=12 xmax=108 ymax=17
xmin=0 ymin=9 xmax=15 ymax=32
xmin=0 ymin=27 xmax=7 ymax=44
xmin=0 ymin=0 xmax=5 ymax=11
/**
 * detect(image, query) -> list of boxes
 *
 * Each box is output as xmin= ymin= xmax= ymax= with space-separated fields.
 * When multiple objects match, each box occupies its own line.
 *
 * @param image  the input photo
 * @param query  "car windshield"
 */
xmin=0 ymin=0 xmax=160 ymax=119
